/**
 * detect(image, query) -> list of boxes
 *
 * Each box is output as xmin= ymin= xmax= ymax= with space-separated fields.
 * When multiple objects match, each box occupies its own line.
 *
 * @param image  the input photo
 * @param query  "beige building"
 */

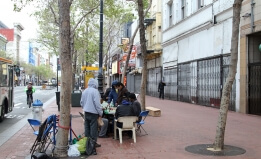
xmin=240 ymin=0 xmax=261 ymax=115
xmin=145 ymin=0 xmax=163 ymax=97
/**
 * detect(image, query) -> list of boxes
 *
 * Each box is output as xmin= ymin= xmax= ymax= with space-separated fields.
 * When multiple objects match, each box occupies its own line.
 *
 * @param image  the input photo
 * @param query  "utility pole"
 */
xmin=98 ymin=0 xmax=104 ymax=96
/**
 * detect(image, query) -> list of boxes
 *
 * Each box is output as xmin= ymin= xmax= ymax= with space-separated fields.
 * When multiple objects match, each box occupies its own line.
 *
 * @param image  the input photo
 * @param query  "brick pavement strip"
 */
xmin=0 ymin=96 xmax=261 ymax=159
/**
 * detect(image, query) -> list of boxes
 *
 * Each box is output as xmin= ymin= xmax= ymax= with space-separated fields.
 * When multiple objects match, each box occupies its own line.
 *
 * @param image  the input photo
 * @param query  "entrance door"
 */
xmin=248 ymin=64 xmax=261 ymax=115
xmin=248 ymin=32 xmax=261 ymax=115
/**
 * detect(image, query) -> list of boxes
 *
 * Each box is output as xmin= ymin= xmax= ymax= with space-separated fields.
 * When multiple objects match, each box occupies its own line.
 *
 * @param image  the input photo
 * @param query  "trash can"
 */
xmin=32 ymin=99 xmax=43 ymax=122
xmin=42 ymin=84 xmax=46 ymax=89
xmin=55 ymin=92 xmax=60 ymax=111
xmin=71 ymin=90 xmax=82 ymax=107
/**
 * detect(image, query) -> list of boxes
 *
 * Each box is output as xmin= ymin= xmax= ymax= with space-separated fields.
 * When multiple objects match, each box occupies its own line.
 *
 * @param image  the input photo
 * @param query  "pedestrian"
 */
xmin=115 ymin=82 xmax=129 ymax=106
xmin=80 ymin=78 xmax=103 ymax=155
xmin=107 ymin=80 xmax=118 ymax=106
xmin=158 ymin=81 xmax=166 ymax=99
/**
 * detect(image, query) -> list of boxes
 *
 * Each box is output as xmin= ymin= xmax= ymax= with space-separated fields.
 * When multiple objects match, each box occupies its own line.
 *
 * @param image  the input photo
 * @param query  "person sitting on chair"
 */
xmin=128 ymin=93 xmax=141 ymax=122
xmin=114 ymin=93 xmax=135 ymax=138
xmin=25 ymin=82 xmax=36 ymax=104
xmin=115 ymin=92 xmax=134 ymax=127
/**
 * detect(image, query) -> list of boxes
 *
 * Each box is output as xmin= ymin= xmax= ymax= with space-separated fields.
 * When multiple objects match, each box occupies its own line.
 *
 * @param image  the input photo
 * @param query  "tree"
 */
xmin=213 ymin=0 xmax=243 ymax=150
xmin=137 ymin=0 xmax=147 ymax=110
xmin=54 ymin=0 xmax=72 ymax=157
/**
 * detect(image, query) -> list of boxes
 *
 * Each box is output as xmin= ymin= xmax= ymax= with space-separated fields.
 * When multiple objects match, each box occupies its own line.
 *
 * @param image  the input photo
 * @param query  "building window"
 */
xmin=168 ymin=0 xmax=173 ymax=27
xmin=198 ymin=0 xmax=203 ymax=9
xmin=181 ymin=0 xmax=186 ymax=19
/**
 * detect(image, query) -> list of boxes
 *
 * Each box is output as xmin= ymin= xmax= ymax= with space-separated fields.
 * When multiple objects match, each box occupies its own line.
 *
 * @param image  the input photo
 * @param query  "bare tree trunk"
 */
xmin=121 ymin=0 xmax=152 ymax=83
xmin=213 ymin=0 xmax=242 ymax=150
xmin=54 ymin=0 xmax=72 ymax=157
xmin=137 ymin=0 xmax=147 ymax=111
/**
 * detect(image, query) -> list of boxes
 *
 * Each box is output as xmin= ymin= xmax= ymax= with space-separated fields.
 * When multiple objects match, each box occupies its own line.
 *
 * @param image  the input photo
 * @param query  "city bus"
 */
xmin=0 ymin=57 xmax=14 ymax=122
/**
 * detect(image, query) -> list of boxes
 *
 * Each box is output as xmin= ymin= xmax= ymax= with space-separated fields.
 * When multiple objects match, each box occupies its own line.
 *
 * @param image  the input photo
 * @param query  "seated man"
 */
xmin=99 ymin=98 xmax=109 ymax=138
xmin=115 ymin=92 xmax=134 ymax=129
xmin=98 ymin=118 xmax=109 ymax=138
xmin=128 ymin=93 xmax=141 ymax=122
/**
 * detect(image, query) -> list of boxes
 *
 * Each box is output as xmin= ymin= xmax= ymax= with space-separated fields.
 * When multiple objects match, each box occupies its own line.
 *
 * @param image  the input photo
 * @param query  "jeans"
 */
xmin=84 ymin=112 xmax=98 ymax=142
xmin=99 ymin=118 xmax=108 ymax=136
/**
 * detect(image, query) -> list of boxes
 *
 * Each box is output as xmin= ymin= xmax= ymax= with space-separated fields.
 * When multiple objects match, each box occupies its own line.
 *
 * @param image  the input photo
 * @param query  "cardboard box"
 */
xmin=146 ymin=107 xmax=161 ymax=117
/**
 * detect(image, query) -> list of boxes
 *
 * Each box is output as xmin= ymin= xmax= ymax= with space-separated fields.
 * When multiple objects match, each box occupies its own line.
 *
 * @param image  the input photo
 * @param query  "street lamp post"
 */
xmin=98 ymin=0 xmax=104 ymax=96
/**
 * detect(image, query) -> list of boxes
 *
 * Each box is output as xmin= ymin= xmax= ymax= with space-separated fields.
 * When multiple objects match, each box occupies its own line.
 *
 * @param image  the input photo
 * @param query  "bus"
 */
xmin=0 ymin=57 xmax=14 ymax=122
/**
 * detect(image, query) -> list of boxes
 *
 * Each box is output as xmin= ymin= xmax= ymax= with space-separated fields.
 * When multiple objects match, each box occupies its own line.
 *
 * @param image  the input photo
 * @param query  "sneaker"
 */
xmin=95 ymin=143 xmax=101 ymax=147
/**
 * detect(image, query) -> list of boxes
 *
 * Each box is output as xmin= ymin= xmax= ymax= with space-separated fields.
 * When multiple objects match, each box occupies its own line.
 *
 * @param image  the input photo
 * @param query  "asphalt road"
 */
xmin=0 ymin=85 xmax=59 ymax=134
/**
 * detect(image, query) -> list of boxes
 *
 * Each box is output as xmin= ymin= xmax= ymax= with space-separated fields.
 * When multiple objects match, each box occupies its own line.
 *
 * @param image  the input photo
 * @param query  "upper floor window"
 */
xmin=168 ymin=0 xmax=173 ymax=27
xmin=198 ymin=0 xmax=204 ymax=9
xmin=181 ymin=0 xmax=186 ymax=19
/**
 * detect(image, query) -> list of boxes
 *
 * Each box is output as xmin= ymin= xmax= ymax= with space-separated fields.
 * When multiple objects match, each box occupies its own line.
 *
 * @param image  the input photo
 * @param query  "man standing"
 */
xmin=158 ymin=81 xmax=166 ymax=100
xmin=80 ymin=78 xmax=103 ymax=155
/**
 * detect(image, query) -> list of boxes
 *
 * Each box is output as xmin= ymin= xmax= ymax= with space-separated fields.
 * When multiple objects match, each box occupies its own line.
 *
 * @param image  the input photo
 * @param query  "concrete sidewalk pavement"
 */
xmin=0 ymin=95 xmax=261 ymax=159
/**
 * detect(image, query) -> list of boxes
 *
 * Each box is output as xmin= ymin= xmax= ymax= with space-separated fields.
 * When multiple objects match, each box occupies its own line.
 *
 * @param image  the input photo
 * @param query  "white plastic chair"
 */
xmin=116 ymin=116 xmax=138 ymax=144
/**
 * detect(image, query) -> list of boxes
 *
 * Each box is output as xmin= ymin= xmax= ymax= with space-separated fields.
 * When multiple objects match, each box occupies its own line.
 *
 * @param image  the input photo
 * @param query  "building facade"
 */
xmin=239 ymin=0 xmax=261 ymax=115
xmin=162 ymin=0 xmax=237 ymax=110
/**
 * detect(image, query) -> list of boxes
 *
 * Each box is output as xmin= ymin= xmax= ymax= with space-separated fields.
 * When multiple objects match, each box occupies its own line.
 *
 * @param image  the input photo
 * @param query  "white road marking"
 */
xmin=6 ymin=115 xmax=17 ymax=118
xmin=14 ymin=103 xmax=23 ymax=107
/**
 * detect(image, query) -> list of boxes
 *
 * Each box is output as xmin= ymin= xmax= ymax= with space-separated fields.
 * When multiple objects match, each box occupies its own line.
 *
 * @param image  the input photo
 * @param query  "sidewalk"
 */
xmin=0 ymin=95 xmax=261 ymax=159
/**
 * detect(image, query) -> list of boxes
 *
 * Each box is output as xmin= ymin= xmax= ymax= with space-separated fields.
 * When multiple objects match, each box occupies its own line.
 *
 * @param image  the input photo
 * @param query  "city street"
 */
xmin=0 ymin=86 xmax=58 ymax=145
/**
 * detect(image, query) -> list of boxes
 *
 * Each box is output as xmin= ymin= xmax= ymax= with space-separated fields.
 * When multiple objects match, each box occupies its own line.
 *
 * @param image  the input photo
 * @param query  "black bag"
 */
xmin=85 ymin=137 xmax=96 ymax=156
xmin=31 ymin=152 xmax=48 ymax=159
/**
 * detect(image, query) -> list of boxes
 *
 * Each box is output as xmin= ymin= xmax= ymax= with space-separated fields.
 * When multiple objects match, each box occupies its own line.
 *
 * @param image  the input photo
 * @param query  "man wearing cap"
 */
xmin=107 ymin=80 xmax=118 ymax=106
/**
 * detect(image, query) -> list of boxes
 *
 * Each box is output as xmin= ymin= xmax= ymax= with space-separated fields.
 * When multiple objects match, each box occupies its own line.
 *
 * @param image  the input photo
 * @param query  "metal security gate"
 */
xmin=248 ymin=33 xmax=261 ymax=115
xmin=147 ymin=67 xmax=162 ymax=97
xmin=164 ymin=68 xmax=178 ymax=100
xmin=197 ymin=58 xmax=221 ymax=107
xmin=248 ymin=64 xmax=261 ymax=115
xmin=127 ymin=73 xmax=142 ymax=94
xmin=127 ymin=74 xmax=135 ymax=93
xmin=178 ymin=63 xmax=190 ymax=102
xmin=134 ymin=74 xmax=142 ymax=94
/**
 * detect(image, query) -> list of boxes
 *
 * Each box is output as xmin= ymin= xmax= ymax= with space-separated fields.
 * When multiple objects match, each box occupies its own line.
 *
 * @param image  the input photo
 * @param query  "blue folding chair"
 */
xmin=28 ymin=119 xmax=41 ymax=135
xmin=136 ymin=110 xmax=149 ymax=135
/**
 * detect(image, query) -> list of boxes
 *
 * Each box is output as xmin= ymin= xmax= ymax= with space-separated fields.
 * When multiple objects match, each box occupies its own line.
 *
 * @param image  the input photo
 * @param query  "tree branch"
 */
xmin=48 ymin=2 xmax=59 ymax=26
xmin=71 ymin=5 xmax=99 ymax=38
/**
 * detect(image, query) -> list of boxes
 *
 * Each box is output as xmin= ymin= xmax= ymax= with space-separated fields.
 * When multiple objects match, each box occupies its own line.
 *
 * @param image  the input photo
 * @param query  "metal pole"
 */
xmin=57 ymin=57 xmax=59 ymax=92
xmin=98 ymin=0 xmax=104 ymax=97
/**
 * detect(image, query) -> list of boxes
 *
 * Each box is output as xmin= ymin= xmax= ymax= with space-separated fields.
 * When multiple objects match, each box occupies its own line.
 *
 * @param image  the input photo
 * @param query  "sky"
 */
xmin=0 ymin=1 xmax=38 ymax=41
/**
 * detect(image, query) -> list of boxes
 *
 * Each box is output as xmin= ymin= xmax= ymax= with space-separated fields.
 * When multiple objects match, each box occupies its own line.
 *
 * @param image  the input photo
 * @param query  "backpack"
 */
xmin=28 ymin=85 xmax=32 ymax=91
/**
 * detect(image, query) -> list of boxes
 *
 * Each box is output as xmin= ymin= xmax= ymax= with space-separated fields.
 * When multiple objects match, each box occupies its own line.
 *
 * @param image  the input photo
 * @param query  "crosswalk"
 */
xmin=5 ymin=114 xmax=26 ymax=119
xmin=14 ymin=103 xmax=31 ymax=109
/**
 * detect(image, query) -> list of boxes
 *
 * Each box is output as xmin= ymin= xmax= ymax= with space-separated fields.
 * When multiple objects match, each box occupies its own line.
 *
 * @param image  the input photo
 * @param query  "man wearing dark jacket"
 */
xmin=158 ymin=81 xmax=166 ymax=99
xmin=115 ymin=93 xmax=134 ymax=128
xmin=116 ymin=82 xmax=129 ymax=106
xmin=128 ymin=93 xmax=141 ymax=122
